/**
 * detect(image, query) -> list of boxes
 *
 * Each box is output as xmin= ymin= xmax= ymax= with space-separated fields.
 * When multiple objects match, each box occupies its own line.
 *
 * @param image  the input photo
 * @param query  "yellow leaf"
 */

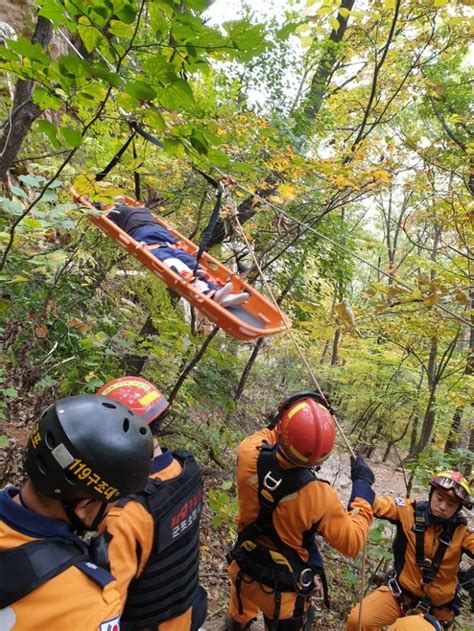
xmin=329 ymin=17 xmax=340 ymax=30
xmin=316 ymin=6 xmax=332 ymax=15
xmin=334 ymin=175 xmax=350 ymax=188
xmin=423 ymin=293 xmax=440 ymax=308
xmin=268 ymin=195 xmax=283 ymax=204
xmin=277 ymin=184 xmax=298 ymax=201
xmin=84 ymin=371 xmax=98 ymax=383
xmin=454 ymin=289 xmax=469 ymax=305
xmin=301 ymin=36 xmax=314 ymax=48
xmin=371 ymin=169 xmax=392 ymax=183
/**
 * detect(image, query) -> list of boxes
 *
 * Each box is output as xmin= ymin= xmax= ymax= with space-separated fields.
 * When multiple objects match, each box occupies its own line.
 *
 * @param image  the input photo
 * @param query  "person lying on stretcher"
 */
xmin=107 ymin=200 xmax=249 ymax=308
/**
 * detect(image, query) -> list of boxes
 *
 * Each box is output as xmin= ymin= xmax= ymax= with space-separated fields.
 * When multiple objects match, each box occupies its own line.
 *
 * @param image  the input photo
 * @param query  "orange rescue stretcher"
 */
xmin=72 ymin=190 xmax=290 ymax=341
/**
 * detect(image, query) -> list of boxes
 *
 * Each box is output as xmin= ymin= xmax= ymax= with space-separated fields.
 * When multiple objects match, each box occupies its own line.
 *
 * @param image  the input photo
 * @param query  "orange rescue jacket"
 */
xmin=374 ymin=495 xmax=474 ymax=607
xmin=0 ymin=487 xmax=122 ymax=631
xmin=235 ymin=429 xmax=373 ymax=562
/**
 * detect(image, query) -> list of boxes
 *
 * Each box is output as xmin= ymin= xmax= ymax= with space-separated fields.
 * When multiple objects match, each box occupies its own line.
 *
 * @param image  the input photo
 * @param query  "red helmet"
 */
xmin=430 ymin=471 xmax=472 ymax=510
xmin=97 ymin=376 xmax=169 ymax=425
xmin=275 ymin=392 xmax=336 ymax=467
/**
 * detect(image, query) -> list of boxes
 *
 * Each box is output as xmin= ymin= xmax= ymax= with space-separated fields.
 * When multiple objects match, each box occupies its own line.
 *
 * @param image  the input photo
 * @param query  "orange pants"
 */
xmin=387 ymin=614 xmax=439 ymax=630
xmin=345 ymin=587 xmax=453 ymax=631
xmin=228 ymin=561 xmax=310 ymax=630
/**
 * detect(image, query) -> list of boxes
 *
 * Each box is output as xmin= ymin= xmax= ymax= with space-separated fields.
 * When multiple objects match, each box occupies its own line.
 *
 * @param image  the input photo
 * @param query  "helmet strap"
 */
xmin=61 ymin=499 xmax=108 ymax=535
xmin=89 ymin=501 xmax=108 ymax=533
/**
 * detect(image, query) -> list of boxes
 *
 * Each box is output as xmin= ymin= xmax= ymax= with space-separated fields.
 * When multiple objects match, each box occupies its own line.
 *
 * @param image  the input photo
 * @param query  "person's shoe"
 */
xmin=219 ymin=292 xmax=250 ymax=308
xmin=213 ymin=282 xmax=233 ymax=304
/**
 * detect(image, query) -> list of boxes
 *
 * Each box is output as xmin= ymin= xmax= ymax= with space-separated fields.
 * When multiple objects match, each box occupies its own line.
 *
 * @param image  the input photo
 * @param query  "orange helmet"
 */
xmin=97 ymin=376 xmax=169 ymax=425
xmin=275 ymin=392 xmax=336 ymax=467
xmin=430 ymin=471 xmax=472 ymax=510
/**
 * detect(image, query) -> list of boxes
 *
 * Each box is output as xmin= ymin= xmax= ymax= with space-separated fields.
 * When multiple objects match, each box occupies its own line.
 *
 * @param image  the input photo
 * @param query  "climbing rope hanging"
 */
xmin=214 ymin=168 xmax=471 ymax=329
xmin=222 ymin=186 xmax=356 ymax=457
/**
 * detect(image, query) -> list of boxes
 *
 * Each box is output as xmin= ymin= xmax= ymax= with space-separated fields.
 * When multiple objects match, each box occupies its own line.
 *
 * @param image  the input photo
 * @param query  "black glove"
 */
xmin=459 ymin=567 xmax=474 ymax=613
xmin=350 ymin=456 xmax=375 ymax=485
xmin=459 ymin=566 xmax=474 ymax=590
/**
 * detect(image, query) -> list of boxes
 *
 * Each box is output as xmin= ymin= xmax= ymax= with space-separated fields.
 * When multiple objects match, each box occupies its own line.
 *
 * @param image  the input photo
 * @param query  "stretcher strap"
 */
xmin=96 ymin=129 xmax=137 ymax=181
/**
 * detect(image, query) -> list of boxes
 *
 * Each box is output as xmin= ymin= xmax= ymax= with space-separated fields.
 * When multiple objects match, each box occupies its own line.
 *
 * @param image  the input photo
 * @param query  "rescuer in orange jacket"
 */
xmin=98 ymin=376 xmax=207 ymax=631
xmin=0 ymin=394 xmax=153 ymax=631
xmin=225 ymin=391 xmax=376 ymax=630
xmin=346 ymin=471 xmax=474 ymax=630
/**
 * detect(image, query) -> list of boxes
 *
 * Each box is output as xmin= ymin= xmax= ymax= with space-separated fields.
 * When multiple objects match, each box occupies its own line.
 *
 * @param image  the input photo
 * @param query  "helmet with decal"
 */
xmin=275 ymin=392 xmax=336 ymax=467
xmin=97 ymin=376 xmax=169 ymax=425
xmin=24 ymin=395 xmax=153 ymax=502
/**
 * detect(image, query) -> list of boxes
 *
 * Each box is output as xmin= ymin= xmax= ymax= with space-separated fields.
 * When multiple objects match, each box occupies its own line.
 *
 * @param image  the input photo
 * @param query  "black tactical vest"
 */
xmin=0 ymin=535 xmax=114 ymax=607
xmin=120 ymin=450 xmax=203 ymax=629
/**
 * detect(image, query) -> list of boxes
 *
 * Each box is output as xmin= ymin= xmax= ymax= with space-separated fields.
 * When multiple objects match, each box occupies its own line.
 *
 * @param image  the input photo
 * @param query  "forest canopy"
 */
xmin=0 ymin=0 xmax=472 ymax=483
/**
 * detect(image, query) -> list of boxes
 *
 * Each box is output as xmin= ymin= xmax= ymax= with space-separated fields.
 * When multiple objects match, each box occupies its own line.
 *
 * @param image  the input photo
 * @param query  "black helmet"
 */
xmin=24 ymin=395 xmax=153 ymax=502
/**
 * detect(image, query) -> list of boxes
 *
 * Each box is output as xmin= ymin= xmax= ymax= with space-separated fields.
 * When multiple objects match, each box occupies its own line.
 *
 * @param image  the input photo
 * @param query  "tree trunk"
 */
xmin=167 ymin=326 xmax=219 ymax=404
xmin=234 ymin=337 xmax=264 ymax=401
xmin=330 ymin=327 xmax=342 ymax=366
xmin=407 ymin=415 xmax=419 ymax=461
xmin=382 ymin=442 xmax=393 ymax=462
xmin=121 ymin=315 xmax=158 ymax=374
xmin=444 ymin=408 xmax=462 ymax=454
xmin=412 ymin=338 xmax=438 ymax=458
xmin=206 ymin=171 xmax=285 ymax=247
xmin=297 ymin=0 xmax=356 ymax=130
xmin=0 ymin=16 xmax=53 ymax=179
xmin=463 ymin=427 xmax=474 ymax=480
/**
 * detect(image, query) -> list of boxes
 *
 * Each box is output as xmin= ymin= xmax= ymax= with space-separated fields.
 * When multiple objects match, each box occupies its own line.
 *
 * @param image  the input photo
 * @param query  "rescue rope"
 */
xmin=214 ymin=168 xmax=471 ymax=329
xmin=224 ymin=188 xmax=355 ymax=458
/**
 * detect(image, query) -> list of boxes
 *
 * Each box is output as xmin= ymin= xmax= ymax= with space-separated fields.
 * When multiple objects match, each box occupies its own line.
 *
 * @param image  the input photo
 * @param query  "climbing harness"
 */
xmin=386 ymin=501 xmax=465 ymax=620
xmin=227 ymin=444 xmax=329 ymax=630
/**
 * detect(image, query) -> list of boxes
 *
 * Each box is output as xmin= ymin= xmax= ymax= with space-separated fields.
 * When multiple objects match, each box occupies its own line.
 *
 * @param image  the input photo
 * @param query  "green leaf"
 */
xmin=33 ymin=87 xmax=63 ymax=111
xmin=162 ymin=137 xmax=186 ymax=158
xmin=0 ymin=435 xmax=9 ymax=448
xmin=38 ymin=0 xmax=69 ymax=26
xmin=124 ymin=80 xmax=157 ymax=101
xmin=8 ymin=36 xmax=49 ymax=64
xmin=36 ymin=119 xmax=60 ymax=148
xmin=91 ymin=62 xmax=122 ymax=88
xmin=156 ymin=79 xmax=195 ymax=110
xmin=143 ymin=109 xmax=166 ymax=133
xmin=109 ymin=20 xmax=135 ymax=39
xmin=19 ymin=174 xmax=41 ymax=187
xmin=182 ymin=0 xmax=213 ymax=11
xmin=1 ymin=198 xmax=24 ymax=215
xmin=115 ymin=3 xmax=138 ymax=24
xmin=189 ymin=130 xmax=208 ymax=155
xmin=77 ymin=17 xmax=104 ymax=53
xmin=3 ymin=388 xmax=18 ymax=398
xmin=9 ymin=185 xmax=27 ymax=198
xmin=0 ymin=46 xmax=18 ymax=61
xmin=59 ymin=127 xmax=83 ymax=148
